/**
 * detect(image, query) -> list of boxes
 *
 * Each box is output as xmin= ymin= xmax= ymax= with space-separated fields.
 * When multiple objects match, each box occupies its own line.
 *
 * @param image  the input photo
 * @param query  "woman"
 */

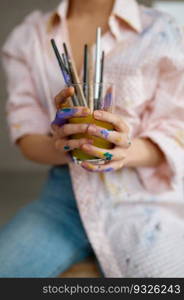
xmin=1 ymin=0 xmax=184 ymax=277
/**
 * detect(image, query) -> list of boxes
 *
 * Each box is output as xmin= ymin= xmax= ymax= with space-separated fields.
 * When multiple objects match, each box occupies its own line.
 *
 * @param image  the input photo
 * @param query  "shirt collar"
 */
xmin=112 ymin=0 xmax=142 ymax=33
xmin=57 ymin=0 xmax=69 ymax=19
xmin=48 ymin=0 xmax=142 ymax=36
xmin=47 ymin=0 xmax=68 ymax=32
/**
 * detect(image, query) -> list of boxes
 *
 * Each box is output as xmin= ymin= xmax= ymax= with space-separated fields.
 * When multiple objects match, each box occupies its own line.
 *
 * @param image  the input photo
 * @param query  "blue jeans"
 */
xmin=0 ymin=165 xmax=94 ymax=277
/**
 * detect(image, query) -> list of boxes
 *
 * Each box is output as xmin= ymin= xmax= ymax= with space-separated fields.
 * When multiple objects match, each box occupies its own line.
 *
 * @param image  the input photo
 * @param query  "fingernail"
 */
xmin=81 ymin=162 xmax=88 ymax=168
xmin=69 ymin=86 xmax=74 ymax=93
xmin=94 ymin=110 xmax=102 ymax=118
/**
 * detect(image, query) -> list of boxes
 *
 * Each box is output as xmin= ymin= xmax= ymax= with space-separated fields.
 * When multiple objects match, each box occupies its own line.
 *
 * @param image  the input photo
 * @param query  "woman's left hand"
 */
xmin=81 ymin=110 xmax=132 ymax=172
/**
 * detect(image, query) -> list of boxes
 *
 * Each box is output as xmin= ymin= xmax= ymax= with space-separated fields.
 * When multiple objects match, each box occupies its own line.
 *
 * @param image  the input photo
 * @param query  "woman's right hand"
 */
xmin=52 ymin=87 xmax=93 ymax=156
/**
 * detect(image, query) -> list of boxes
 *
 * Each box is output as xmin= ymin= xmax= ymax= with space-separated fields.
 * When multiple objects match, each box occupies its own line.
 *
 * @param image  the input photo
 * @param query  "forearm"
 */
xmin=124 ymin=137 xmax=165 ymax=168
xmin=18 ymin=134 xmax=70 ymax=165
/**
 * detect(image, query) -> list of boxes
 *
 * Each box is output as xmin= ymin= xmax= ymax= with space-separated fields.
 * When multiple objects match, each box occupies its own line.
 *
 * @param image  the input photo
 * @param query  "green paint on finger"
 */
xmin=62 ymin=108 xmax=72 ymax=112
xmin=64 ymin=145 xmax=70 ymax=151
xmin=103 ymin=152 xmax=113 ymax=161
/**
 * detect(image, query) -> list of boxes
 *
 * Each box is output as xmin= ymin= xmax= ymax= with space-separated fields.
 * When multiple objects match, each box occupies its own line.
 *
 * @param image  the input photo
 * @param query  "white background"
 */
xmin=154 ymin=1 xmax=184 ymax=25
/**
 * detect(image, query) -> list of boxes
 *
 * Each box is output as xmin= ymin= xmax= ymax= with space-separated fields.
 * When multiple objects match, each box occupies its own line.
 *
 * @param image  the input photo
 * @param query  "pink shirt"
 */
xmin=2 ymin=0 xmax=184 ymax=277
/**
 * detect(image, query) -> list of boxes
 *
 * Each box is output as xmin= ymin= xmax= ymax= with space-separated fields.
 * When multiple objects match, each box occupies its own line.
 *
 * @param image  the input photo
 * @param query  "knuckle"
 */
xmin=78 ymin=124 xmax=83 ymax=131
xmin=121 ymin=152 xmax=126 ymax=159
xmin=122 ymin=120 xmax=129 ymax=132
xmin=55 ymin=140 xmax=61 ymax=150
xmin=119 ymin=134 xmax=129 ymax=147
xmin=87 ymin=124 xmax=94 ymax=133
xmin=119 ymin=162 xmax=124 ymax=169
xmin=62 ymin=125 xmax=69 ymax=135
xmin=114 ymin=133 xmax=123 ymax=145
xmin=80 ymin=138 xmax=86 ymax=143
xmin=78 ymin=139 xmax=85 ymax=146
xmin=116 ymin=119 xmax=123 ymax=129
xmin=116 ymin=116 xmax=129 ymax=131
xmin=125 ymin=133 xmax=131 ymax=145
xmin=79 ymin=124 xmax=87 ymax=132
xmin=124 ymin=141 xmax=131 ymax=148
xmin=57 ymin=127 xmax=64 ymax=137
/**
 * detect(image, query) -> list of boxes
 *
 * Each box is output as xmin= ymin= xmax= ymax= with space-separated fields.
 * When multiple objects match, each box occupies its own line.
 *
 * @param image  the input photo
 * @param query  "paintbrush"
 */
xmin=63 ymin=43 xmax=87 ymax=107
xmin=88 ymin=47 xmax=94 ymax=112
xmin=83 ymin=44 xmax=88 ymax=100
xmin=50 ymin=39 xmax=78 ymax=106
xmin=51 ymin=39 xmax=71 ymax=86
xmin=97 ymin=50 xmax=105 ymax=109
xmin=94 ymin=27 xmax=101 ymax=110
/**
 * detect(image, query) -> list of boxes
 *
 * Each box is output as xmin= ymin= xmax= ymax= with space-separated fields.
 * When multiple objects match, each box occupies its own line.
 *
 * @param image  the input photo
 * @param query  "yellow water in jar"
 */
xmin=69 ymin=114 xmax=113 ymax=161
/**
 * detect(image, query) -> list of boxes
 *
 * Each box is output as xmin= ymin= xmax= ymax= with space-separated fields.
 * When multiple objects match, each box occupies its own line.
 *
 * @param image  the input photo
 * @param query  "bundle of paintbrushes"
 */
xmin=51 ymin=27 xmax=110 ymax=112
xmin=51 ymin=27 xmax=114 ymax=163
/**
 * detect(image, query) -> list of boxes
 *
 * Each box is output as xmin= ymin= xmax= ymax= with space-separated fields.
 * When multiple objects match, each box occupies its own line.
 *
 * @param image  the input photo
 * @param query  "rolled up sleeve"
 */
xmin=1 ymin=17 xmax=50 ymax=143
xmin=137 ymin=23 xmax=184 ymax=193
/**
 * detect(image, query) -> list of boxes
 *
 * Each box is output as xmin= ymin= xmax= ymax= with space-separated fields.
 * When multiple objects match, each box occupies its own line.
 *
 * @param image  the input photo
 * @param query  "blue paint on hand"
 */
xmin=103 ymin=167 xmax=114 ymax=172
xmin=82 ymin=164 xmax=113 ymax=173
xmin=100 ymin=129 xmax=110 ymax=139
xmin=51 ymin=108 xmax=77 ymax=126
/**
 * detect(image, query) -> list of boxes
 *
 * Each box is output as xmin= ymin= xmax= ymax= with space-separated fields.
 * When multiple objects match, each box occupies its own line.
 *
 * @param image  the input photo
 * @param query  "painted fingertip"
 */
xmin=103 ymin=152 xmax=113 ymax=161
xmin=60 ymin=107 xmax=76 ymax=113
xmin=64 ymin=145 xmax=70 ymax=151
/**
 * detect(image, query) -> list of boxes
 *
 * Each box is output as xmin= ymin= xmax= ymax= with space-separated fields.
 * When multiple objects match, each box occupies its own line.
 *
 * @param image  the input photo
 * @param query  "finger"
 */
xmin=57 ymin=123 xmax=90 ymax=138
xmin=87 ymin=124 xmax=131 ymax=148
xmin=51 ymin=107 xmax=90 ymax=127
xmin=55 ymin=138 xmax=93 ymax=152
xmin=93 ymin=110 xmax=129 ymax=132
xmin=80 ymin=144 xmax=126 ymax=161
xmin=55 ymin=87 xmax=74 ymax=109
xmin=81 ymin=160 xmax=124 ymax=172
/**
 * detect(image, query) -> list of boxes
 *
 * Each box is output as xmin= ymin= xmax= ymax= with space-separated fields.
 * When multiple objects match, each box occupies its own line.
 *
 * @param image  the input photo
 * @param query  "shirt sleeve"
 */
xmin=136 ymin=18 xmax=184 ymax=193
xmin=1 ymin=14 xmax=50 ymax=143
